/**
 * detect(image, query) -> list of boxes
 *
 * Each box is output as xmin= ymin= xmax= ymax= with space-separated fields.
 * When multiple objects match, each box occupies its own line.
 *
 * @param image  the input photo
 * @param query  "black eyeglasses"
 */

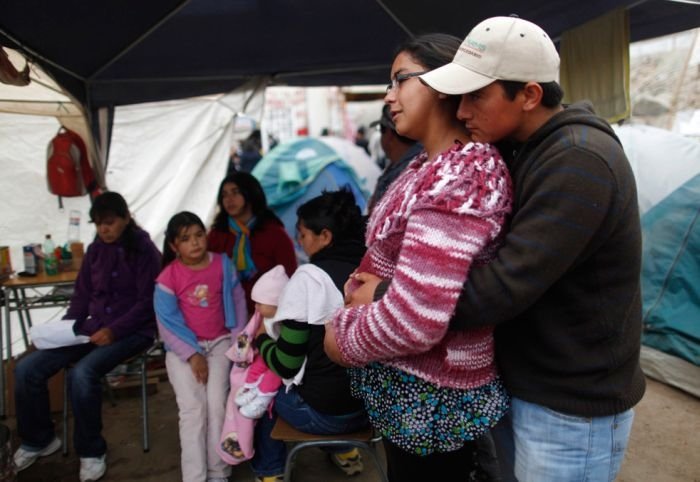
xmin=386 ymin=71 xmax=428 ymax=93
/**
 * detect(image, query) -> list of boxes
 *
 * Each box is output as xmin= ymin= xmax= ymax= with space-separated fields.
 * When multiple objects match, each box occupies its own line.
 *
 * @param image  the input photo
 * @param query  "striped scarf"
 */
xmin=228 ymin=216 xmax=257 ymax=280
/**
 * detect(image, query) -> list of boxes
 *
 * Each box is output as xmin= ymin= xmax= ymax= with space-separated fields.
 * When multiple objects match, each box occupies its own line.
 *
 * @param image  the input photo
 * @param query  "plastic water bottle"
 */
xmin=43 ymin=234 xmax=58 ymax=275
xmin=67 ymin=209 xmax=81 ymax=243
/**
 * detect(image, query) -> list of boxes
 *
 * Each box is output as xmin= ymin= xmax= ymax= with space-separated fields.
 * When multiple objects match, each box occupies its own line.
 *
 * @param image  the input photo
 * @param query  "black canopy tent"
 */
xmin=1 ymin=0 xmax=699 ymax=166
xmin=4 ymin=0 xmax=700 ymax=109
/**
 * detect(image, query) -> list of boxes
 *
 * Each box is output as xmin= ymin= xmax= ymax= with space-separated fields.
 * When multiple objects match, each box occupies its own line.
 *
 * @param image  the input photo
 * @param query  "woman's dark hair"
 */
xmin=395 ymin=33 xmax=462 ymax=110
xmin=89 ymin=191 xmax=140 ymax=253
xmin=162 ymin=211 xmax=206 ymax=268
xmin=296 ymin=189 xmax=365 ymax=244
xmin=499 ymin=80 xmax=565 ymax=108
xmin=395 ymin=33 xmax=462 ymax=72
xmin=212 ymin=172 xmax=282 ymax=231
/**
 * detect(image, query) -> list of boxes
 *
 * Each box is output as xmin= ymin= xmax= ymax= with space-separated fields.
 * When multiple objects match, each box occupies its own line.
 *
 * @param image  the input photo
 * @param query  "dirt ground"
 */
xmin=5 ymin=376 xmax=699 ymax=481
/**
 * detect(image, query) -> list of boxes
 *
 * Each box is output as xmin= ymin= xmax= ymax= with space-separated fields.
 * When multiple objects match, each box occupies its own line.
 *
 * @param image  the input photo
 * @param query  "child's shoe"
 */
xmin=239 ymin=392 xmax=275 ymax=419
xmin=234 ymin=386 xmax=257 ymax=407
xmin=254 ymin=476 xmax=283 ymax=482
xmin=329 ymin=448 xmax=364 ymax=475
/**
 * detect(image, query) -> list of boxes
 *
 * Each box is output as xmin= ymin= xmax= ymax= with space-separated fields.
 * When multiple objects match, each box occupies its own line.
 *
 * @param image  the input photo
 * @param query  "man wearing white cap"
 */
xmin=420 ymin=16 xmax=645 ymax=482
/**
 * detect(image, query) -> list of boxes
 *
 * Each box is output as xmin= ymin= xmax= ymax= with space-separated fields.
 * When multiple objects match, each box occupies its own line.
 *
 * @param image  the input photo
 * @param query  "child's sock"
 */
xmin=335 ymin=448 xmax=360 ymax=461
xmin=330 ymin=448 xmax=363 ymax=475
xmin=257 ymin=476 xmax=283 ymax=482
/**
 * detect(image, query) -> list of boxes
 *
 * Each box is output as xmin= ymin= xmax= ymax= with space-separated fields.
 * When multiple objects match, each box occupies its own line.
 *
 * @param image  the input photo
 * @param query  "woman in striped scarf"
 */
xmin=208 ymin=172 xmax=297 ymax=314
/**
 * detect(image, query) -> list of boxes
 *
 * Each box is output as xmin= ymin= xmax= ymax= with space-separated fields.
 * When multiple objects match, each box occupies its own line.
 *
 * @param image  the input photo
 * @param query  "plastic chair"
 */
xmin=270 ymin=417 xmax=388 ymax=482
xmin=61 ymin=342 xmax=161 ymax=455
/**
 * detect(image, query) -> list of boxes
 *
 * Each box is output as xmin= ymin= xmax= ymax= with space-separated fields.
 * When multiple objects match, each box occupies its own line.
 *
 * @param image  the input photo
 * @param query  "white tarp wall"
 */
xmin=108 ymin=85 xmax=264 ymax=251
xmin=0 ymin=113 xmax=94 ymax=268
xmin=1 ymin=89 xmax=264 ymax=273
xmin=614 ymin=123 xmax=700 ymax=214
xmin=0 ymin=113 xmax=95 ymax=355
xmin=112 ymin=101 xmax=228 ymax=249
xmin=0 ymin=49 xmax=100 ymax=183
xmin=0 ymin=86 xmax=263 ymax=355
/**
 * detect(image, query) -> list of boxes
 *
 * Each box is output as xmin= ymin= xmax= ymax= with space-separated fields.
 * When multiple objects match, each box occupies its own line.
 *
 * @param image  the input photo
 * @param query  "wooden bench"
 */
xmin=270 ymin=417 xmax=388 ymax=482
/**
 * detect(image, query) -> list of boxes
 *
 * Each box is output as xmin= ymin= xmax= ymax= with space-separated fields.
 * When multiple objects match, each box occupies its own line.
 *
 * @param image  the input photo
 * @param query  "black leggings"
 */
xmin=383 ymin=437 xmax=497 ymax=482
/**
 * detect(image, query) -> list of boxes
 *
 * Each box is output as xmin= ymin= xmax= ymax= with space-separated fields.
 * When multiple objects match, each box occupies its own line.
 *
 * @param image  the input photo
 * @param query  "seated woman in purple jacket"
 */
xmin=13 ymin=192 xmax=161 ymax=482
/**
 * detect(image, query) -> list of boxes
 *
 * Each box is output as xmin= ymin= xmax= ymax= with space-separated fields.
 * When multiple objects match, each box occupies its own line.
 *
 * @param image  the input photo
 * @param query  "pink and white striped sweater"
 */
xmin=332 ymin=141 xmax=512 ymax=390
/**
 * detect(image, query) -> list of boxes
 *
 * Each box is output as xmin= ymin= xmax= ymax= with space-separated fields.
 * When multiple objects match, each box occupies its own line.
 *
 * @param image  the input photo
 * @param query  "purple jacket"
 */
xmin=65 ymin=226 xmax=161 ymax=340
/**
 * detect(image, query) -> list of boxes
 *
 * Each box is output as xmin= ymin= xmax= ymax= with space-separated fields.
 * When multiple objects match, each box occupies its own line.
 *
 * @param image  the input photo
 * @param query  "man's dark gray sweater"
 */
xmin=453 ymin=102 xmax=646 ymax=417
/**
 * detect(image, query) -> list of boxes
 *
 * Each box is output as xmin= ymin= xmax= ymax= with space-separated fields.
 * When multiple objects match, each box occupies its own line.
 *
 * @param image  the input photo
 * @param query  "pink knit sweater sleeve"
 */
xmin=333 ymin=207 xmax=497 ymax=365
xmin=332 ymin=142 xmax=512 ymax=366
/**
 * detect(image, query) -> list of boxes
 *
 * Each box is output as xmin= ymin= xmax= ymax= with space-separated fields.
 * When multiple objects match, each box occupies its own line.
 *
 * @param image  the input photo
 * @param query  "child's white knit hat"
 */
xmin=251 ymin=265 xmax=289 ymax=306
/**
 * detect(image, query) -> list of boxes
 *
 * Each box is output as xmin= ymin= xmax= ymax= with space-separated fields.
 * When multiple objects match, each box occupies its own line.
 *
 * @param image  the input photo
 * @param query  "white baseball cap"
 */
xmin=421 ymin=16 xmax=560 ymax=95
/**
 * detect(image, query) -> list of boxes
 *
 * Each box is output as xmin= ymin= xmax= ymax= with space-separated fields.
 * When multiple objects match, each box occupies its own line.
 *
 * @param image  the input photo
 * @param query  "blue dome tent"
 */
xmin=641 ymin=173 xmax=700 ymax=366
xmin=616 ymin=124 xmax=700 ymax=398
xmin=252 ymin=137 xmax=374 ymax=261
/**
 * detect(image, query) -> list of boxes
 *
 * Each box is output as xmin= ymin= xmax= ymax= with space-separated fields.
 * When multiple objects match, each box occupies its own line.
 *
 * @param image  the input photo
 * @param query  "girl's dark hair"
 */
xmin=212 ymin=172 xmax=282 ymax=231
xmin=395 ymin=33 xmax=462 ymax=110
xmin=395 ymin=33 xmax=462 ymax=72
xmin=89 ymin=191 xmax=140 ymax=253
xmin=162 ymin=211 xmax=206 ymax=268
xmin=296 ymin=189 xmax=365 ymax=243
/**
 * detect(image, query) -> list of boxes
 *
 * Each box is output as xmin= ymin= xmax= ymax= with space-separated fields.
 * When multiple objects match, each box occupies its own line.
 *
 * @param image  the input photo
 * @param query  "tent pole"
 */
xmin=666 ymin=28 xmax=698 ymax=129
xmin=0 ymin=27 xmax=85 ymax=81
xmin=242 ymin=77 xmax=270 ymax=113
xmin=374 ymin=1 xmax=414 ymax=37
xmin=275 ymin=63 xmax=391 ymax=81
xmin=87 ymin=0 xmax=192 ymax=81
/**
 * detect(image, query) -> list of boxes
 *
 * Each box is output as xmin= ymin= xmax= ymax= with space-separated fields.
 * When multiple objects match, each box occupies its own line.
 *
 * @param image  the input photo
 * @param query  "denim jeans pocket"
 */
xmin=540 ymin=405 xmax=591 ymax=424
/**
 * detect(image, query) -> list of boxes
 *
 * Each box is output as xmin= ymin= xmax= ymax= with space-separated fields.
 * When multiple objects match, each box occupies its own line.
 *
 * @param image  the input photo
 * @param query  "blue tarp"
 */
xmin=641 ymin=173 xmax=700 ymax=366
xmin=252 ymin=137 xmax=367 ymax=259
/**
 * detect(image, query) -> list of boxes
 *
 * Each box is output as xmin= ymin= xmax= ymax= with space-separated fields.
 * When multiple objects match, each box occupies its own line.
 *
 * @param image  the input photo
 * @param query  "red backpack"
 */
xmin=46 ymin=127 xmax=101 ymax=205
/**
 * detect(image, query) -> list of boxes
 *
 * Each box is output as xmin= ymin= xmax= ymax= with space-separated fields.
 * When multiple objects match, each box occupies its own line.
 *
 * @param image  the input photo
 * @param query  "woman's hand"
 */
xmin=188 ymin=353 xmax=208 ymax=384
xmin=344 ymin=272 xmax=383 ymax=307
xmin=324 ymin=322 xmax=350 ymax=367
xmin=342 ymin=271 xmax=357 ymax=301
xmin=89 ymin=327 xmax=114 ymax=346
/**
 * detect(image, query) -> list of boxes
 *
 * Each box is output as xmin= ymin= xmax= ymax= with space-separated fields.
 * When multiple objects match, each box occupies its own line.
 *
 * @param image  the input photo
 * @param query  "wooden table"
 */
xmin=1 ymin=270 xmax=78 ymax=417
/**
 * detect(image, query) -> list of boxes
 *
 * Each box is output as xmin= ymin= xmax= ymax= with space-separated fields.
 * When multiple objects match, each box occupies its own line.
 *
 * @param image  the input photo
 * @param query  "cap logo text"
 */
xmin=465 ymin=38 xmax=486 ymax=52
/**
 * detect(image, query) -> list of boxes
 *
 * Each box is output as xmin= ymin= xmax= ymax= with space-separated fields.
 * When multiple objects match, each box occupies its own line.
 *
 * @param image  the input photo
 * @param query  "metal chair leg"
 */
xmin=59 ymin=347 xmax=155 ymax=455
xmin=103 ymin=378 xmax=117 ymax=407
xmin=62 ymin=369 xmax=69 ymax=456
xmin=15 ymin=289 xmax=30 ymax=351
xmin=141 ymin=354 xmax=149 ymax=452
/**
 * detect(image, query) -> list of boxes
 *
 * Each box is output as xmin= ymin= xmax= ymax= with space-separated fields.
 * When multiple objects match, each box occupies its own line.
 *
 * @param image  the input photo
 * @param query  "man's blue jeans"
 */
xmin=492 ymin=397 xmax=635 ymax=482
xmin=250 ymin=388 xmax=368 ymax=477
xmin=14 ymin=333 xmax=153 ymax=457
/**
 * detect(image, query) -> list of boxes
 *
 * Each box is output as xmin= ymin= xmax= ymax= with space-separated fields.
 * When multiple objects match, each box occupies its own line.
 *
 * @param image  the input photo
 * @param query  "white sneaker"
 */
xmin=234 ymin=386 xmax=257 ymax=407
xmin=13 ymin=436 xmax=62 ymax=472
xmin=239 ymin=393 xmax=275 ymax=419
xmin=79 ymin=454 xmax=106 ymax=482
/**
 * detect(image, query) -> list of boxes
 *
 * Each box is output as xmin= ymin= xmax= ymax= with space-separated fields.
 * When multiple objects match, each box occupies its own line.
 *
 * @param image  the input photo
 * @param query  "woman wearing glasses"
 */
xmin=324 ymin=34 xmax=513 ymax=481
